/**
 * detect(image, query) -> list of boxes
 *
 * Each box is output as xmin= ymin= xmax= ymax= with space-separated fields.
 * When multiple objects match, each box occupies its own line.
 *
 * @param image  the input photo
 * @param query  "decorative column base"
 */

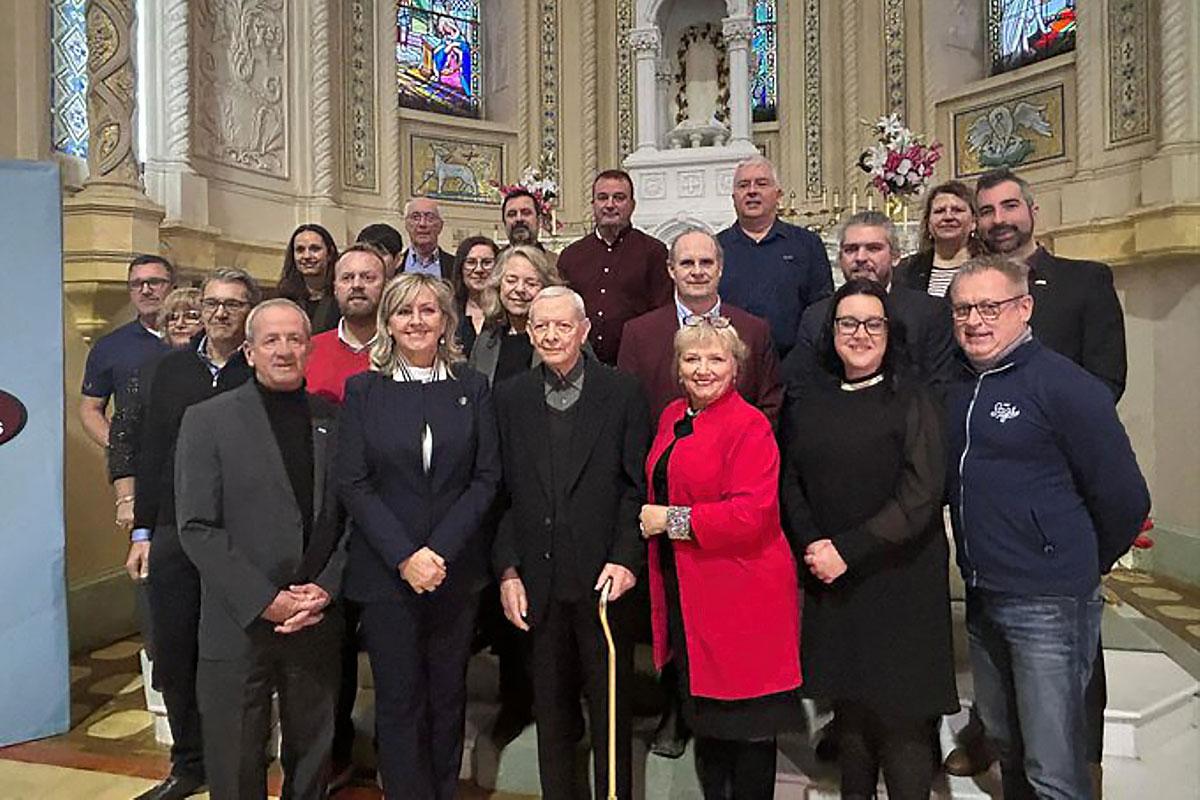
xmin=63 ymin=183 xmax=165 ymax=341
xmin=145 ymin=165 xmax=210 ymax=228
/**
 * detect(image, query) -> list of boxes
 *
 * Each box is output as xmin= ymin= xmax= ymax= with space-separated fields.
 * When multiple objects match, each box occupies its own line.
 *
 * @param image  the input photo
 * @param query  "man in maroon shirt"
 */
xmin=558 ymin=169 xmax=672 ymax=364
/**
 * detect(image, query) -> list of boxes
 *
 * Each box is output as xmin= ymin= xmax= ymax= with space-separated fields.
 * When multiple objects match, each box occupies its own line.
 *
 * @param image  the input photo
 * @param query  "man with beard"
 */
xmin=501 ymin=188 xmax=558 ymax=269
xmin=942 ymin=170 xmax=1128 ymax=797
xmin=303 ymin=244 xmax=386 ymax=790
xmin=558 ymin=170 xmax=672 ymax=364
xmin=400 ymin=197 xmax=455 ymax=280
xmin=132 ymin=269 xmax=259 ymax=800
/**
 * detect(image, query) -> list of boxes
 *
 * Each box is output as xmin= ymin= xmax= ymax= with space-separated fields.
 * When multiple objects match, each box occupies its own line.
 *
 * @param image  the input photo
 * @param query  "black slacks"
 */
xmin=196 ymin=615 xmax=341 ymax=800
xmin=332 ymin=599 xmax=362 ymax=765
xmin=531 ymin=596 xmax=633 ymax=800
xmin=836 ymin=701 xmax=938 ymax=800
xmin=360 ymin=590 xmax=479 ymax=800
xmin=694 ymin=736 xmax=777 ymax=800
xmin=147 ymin=524 xmax=205 ymax=782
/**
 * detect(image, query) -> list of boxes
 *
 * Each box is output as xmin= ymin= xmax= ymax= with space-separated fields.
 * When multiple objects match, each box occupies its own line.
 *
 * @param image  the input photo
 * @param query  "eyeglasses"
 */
xmin=463 ymin=257 xmax=495 ymax=273
xmin=201 ymin=298 xmax=251 ymax=314
xmin=951 ymin=294 xmax=1027 ymax=322
xmin=682 ymin=315 xmax=732 ymax=328
xmin=165 ymin=310 xmax=203 ymax=324
xmin=406 ymin=212 xmax=441 ymax=224
xmin=128 ymin=277 xmax=171 ymax=291
xmin=834 ymin=316 xmax=888 ymax=337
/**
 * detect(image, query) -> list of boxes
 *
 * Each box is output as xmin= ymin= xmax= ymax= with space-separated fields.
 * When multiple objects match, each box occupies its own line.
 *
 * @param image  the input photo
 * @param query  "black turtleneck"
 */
xmin=256 ymin=379 xmax=314 ymax=547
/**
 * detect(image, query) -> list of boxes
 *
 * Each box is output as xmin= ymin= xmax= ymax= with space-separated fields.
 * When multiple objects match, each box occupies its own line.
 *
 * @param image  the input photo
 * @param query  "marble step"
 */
xmin=1101 ymin=649 xmax=1199 ymax=759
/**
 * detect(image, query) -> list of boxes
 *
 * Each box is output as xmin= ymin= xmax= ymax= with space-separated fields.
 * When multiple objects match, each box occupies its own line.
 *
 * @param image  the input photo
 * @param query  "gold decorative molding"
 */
xmin=616 ymin=0 xmax=634 ymax=160
xmin=85 ymin=0 xmax=139 ymax=187
xmin=1107 ymin=0 xmax=1152 ymax=145
xmin=540 ymin=0 xmax=561 ymax=178
xmin=883 ymin=0 xmax=906 ymax=118
xmin=803 ymin=0 xmax=821 ymax=198
xmin=1045 ymin=204 xmax=1200 ymax=266
xmin=342 ymin=0 xmax=378 ymax=191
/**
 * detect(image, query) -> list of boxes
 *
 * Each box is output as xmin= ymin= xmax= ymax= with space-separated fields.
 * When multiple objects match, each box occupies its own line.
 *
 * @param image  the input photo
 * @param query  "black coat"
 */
xmin=492 ymin=357 xmax=650 ymax=625
xmin=336 ymin=367 xmax=502 ymax=603
xmin=1025 ymin=248 xmax=1127 ymax=401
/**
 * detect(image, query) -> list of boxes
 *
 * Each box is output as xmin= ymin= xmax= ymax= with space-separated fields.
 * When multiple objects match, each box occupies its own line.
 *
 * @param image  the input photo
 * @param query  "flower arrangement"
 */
xmin=492 ymin=162 xmax=560 ymax=233
xmin=857 ymin=114 xmax=942 ymax=198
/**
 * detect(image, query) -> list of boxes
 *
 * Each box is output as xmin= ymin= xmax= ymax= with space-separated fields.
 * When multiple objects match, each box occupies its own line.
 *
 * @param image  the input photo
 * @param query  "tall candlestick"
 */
xmin=851 ymin=190 xmax=858 ymax=215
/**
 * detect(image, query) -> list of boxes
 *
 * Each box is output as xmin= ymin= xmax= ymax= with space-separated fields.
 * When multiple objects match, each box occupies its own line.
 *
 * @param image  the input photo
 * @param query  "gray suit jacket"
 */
xmin=468 ymin=324 xmax=542 ymax=386
xmin=175 ymin=381 xmax=346 ymax=659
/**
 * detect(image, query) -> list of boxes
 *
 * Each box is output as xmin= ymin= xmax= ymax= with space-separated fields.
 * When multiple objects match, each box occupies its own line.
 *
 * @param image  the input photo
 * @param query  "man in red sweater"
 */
xmin=306 ymin=244 xmax=386 ymax=405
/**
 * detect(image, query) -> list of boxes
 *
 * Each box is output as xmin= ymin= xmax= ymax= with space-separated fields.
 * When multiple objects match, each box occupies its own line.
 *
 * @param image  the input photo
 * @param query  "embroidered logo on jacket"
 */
xmin=990 ymin=402 xmax=1021 ymax=424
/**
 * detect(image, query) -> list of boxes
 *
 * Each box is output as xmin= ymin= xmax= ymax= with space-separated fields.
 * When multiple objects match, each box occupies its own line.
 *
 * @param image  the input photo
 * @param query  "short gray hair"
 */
xmin=948 ymin=254 xmax=1030 ymax=298
xmin=669 ymin=227 xmax=724 ymax=267
xmin=529 ymin=285 xmax=586 ymax=321
xmin=403 ymin=197 xmax=441 ymax=219
xmin=733 ymin=154 xmax=780 ymax=185
xmin=244 ymin=297 xmax=311 ymax=342
xmin=839 ymin=210 xmax=900 ymax=256
xmin=202 ymin=267 xmax=262 ymax=306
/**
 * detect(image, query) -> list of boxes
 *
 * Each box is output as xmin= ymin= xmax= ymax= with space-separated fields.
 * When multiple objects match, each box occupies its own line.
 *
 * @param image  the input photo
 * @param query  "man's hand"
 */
xmin=262 ymin=588 xmax=326 ymax=624
xmin=124 ymin=541 xmax=150 ymax=581
xmin=400 ymin=547 xmax=447 ymax=593
xmin=595 ymin=563 xmax=636 ymax=601
xmin=639 ymin=505 xmax=668 ymax=538
xmin=804 ymin=539 xmax=847 ymax=584
xmin=274 ymin=608 xmax=325 ymax=634
xmin=499 ymin=571 xmax=530 ymax=632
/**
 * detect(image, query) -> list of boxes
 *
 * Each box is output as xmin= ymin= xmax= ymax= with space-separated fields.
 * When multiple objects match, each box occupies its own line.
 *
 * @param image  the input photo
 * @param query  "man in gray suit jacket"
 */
xmin=175 ymin=299 xmax=347 ymax=800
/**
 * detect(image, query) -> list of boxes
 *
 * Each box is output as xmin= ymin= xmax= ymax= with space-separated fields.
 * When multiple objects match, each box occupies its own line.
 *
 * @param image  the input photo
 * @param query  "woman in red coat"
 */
xmin=639 ymin=317 xmax=802 ymax=800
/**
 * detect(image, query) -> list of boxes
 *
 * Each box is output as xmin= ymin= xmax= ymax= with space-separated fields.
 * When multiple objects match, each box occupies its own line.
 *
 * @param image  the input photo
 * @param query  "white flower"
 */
xmin=896 ymin=158 xmax=912 ymax=176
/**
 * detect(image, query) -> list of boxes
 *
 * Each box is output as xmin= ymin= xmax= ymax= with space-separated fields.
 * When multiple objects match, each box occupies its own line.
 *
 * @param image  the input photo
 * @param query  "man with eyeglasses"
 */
xmin=944 ymin=255 xmax=1148 ymax=800
xmin=130 ymin=268 xmax=259 ymax=800
xmin=400 ymin=197 xmax=455 ymax=280
xmin=782 ymin=210 xmax=955 ymax=402
xmin=79 ymin=254 xmax=176 ymax=448
xmin=558 ymin=169 xmax=672 ymax=364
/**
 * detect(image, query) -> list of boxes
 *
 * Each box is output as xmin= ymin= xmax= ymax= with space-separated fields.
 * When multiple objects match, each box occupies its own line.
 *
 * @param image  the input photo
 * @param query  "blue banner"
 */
xmin=0 ymin=161 xmax=69 ymax=745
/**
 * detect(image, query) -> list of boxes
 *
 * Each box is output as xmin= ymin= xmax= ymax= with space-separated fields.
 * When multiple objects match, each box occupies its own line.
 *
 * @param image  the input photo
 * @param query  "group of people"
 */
xmin=80 ymin=156 xmax=1149 ymax=800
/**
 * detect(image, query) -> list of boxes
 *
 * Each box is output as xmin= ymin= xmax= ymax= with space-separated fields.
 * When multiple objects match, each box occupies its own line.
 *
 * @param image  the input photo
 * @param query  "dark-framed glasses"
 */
xmin=951 ymin=294 xmax=1027 ymax=322
xmin=201 ymin=298 xmax=251 ymax=314
xmin=165 ymin=310 xmax=203 ymax=324
xmin=463 ymin=257 xmax=496 ymax=273
xmin=128 ymin=277 xmax=171 ymax=291
xmin=834 ymin=316 xmax=888 ymax=336
xmin=406 ymin=212 xmax=441 ymax=224
xmin=682 ymin=315 xmax=732 ymax=329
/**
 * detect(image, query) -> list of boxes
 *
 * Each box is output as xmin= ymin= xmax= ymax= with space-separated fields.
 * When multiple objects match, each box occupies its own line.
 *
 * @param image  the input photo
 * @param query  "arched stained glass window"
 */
xmin=751 ymin=0 xmax=777 ymax=123
xmin=51 ymin=0 xmax=89 ymax=158
xmin=988 ymin=0 xmax=1076 ymax=75
xmin=397 ymin=0 xmax=482 ymax=118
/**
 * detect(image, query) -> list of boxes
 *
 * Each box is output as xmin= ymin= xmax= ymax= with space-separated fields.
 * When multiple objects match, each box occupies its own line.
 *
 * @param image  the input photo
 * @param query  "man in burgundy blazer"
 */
xmin=617 ymin=228 xmax=783 ymax=431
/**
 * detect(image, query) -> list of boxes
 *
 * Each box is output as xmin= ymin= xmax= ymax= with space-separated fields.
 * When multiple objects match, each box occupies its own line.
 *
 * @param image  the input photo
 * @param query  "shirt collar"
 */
xmin=675 ymin=293 xmax=721 ymax=328
xmin=542 ymin=354 xmax=586 ymax=391
xmin=337 ymin=317 xmax=377 ymax=353
xmin=594 ymin=224 xmax=632 ymax=247
xmin=735 ymin=217 xmax=786 ymax=244
xmin=140 ymin=320 xmax=164 ymax=339
xmin=406 ymin=247 xmax=439 ymax=268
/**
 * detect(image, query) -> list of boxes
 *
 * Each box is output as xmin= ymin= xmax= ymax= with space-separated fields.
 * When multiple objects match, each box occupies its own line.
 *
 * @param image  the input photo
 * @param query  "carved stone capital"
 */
xmin=628 ymin=26 xmax=661 ymax=55
xmin=721 ymin=16 xmax=754 ymax=46
xmin=85 ymin=0 xmax=140 ymax=187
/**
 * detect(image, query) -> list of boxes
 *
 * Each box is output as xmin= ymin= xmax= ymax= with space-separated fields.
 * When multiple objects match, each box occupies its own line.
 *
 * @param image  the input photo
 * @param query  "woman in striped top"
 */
xmin=897 ymin=180 xmax=982 ymax=299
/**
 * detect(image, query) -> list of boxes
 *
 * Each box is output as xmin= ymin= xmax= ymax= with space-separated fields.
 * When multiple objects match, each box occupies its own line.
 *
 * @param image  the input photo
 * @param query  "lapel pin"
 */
xmin=317 ymin=426 xmax=327 ymax=434
xmin=458 ymin=396 xmax=468 ymax=406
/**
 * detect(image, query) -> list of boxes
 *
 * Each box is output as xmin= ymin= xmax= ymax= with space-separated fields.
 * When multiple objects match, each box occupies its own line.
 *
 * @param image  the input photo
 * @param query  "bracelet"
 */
xmin=666 ymin=506 xmax=693 ymax=541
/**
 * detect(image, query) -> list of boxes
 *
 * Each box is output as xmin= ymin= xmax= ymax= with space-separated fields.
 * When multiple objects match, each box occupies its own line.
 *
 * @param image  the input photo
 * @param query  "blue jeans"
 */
xmin=966 ymin=587 xmax=1103 ymax=800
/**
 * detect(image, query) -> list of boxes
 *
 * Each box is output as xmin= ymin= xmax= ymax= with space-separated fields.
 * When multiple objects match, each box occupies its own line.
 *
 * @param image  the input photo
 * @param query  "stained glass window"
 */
xmin=397 ymin=0 xmax=482 ymax=118
xmin=751 ymin=0 xmax=778 ymax=123
xmin=51 ymin=0 xmax=89 ymax=158
xmin=989 ymin=0 xmax=1076 ymax=75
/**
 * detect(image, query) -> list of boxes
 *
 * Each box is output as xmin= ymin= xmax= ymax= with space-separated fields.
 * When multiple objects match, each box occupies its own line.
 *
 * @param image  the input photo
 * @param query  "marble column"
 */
xmin=629 ymin=26 xmax=661 ymax=152
xmin=722 ymin=16 xmax=754 ymax=146
xmin=83 ymin=0 xmax=141 ymax=188
xmin=655 ymin=56 xmax=674 ymax=148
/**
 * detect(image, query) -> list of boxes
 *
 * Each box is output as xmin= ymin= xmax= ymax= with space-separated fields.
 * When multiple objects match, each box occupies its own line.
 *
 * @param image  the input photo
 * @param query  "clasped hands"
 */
xmin=804 ymin=538 xmax=848 ymax=584
xmin=261 ymin=583 xmax=331 ymax=634
xmin=400 ymin=546 xmax=447 ymax=594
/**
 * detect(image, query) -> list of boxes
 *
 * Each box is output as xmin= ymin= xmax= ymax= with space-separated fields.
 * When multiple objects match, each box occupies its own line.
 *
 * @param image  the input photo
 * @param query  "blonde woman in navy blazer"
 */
xmin=336 ymin=273 xmax=502 ymax=800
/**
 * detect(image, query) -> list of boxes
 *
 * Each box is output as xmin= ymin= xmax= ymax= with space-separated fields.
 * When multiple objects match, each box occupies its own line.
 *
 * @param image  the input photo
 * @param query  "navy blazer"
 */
xmin=336 ymin=366 xmax=502 ymax=603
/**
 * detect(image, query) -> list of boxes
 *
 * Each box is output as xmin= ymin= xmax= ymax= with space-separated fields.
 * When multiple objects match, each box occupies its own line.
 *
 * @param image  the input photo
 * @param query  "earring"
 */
xmin=438 ymin=335 xmax=446 ymax=346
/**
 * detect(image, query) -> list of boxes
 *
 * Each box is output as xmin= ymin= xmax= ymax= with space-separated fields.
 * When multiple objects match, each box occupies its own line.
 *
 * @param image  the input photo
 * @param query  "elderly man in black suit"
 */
xmin=175 ymin=299 xmax=347 ymax=800
xmin=494 ymin=286 xmax=650 ymax=800
xmin=783 ymin=210 xmax=956 ymax=399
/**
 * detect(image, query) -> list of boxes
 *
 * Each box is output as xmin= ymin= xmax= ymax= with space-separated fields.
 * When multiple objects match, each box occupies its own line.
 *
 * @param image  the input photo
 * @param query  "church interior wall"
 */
xmin=1 ymin=0 xmax=1196 ymax=650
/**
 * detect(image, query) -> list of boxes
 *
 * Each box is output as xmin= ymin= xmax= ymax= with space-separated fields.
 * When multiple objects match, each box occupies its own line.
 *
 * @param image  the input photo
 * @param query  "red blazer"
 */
xmin=617 ymin=303 xmax=783 ymax=428
xmin=646 ymin=389 xmax=801 ymax=700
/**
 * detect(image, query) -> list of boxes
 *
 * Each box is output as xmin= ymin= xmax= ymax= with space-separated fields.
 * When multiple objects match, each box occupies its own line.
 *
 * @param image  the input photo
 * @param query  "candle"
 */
xmin=831 ymin=189 xmax=840 ymax=210
xmin=851 ymin=190 xmax=858 ymax=215
xmin=821 ymin=188 xmax=828 ymax=208
xmin=867 ymin=192 xmax=875 ymax=211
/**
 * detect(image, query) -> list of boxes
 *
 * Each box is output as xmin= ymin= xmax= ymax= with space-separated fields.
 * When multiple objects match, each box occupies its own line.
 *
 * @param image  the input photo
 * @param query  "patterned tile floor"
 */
xmin=1106 ymin=568 xmax=1200 ymax=654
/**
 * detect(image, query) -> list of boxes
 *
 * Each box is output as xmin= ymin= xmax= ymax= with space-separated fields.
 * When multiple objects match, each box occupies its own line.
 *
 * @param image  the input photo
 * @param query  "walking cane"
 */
xmin=598 ymin=577 xmax=617 ymax=800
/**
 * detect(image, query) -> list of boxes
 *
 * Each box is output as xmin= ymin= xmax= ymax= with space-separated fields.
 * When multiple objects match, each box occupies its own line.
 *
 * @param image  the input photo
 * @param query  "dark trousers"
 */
xmin=531 ymin=596 xmax=633 ymax=800
xmin=332 ymin=599 xmax=362 ymax=765
xmin=836 ymin=702 xmax=937 ymax=800
xmin=360 ymin=591 xmax=479 ymax=800
xmin=147 ymin=525 xmax=205 ymax=782
xmin=196 ymin=616 xmax=341 ymax=800
xmin=694 ymin=737 xmax=777 ymax=800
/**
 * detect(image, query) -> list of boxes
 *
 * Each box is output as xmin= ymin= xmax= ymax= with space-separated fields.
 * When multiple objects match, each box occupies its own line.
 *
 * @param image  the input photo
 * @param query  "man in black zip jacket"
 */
xmin=944 ymin=256 xmax=1148 ymax=800
xmin=130 ymin=269 xmax=259 ymax=800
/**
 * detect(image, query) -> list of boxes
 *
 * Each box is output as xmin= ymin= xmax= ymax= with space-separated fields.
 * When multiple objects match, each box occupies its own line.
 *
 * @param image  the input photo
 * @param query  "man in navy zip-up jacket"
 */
xmin=945 ymin=255 xmax=1148 ymax=800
